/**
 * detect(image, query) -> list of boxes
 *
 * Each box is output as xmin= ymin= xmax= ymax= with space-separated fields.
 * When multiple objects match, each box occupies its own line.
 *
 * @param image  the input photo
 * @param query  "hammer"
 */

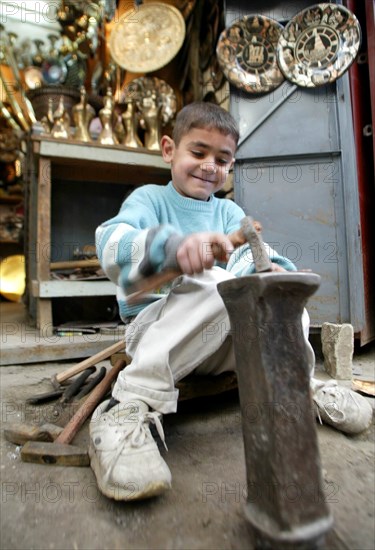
xmin=20 ymin=359 xmax=126 ymax=466
xmin=50 ymin=340 xmax=126 ymax=389
xmin=126 ymin=217 xmax=270 ymax=304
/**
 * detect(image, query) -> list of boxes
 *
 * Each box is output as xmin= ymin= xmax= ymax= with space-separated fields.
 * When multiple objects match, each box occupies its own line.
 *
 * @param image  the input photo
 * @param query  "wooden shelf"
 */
xmin=27 ymin=138 xmax=171 ymax=334
xmin=0 ymin=195 xmax=23 ymax=204
xmin=31 ymin=280 xmax=116 ymax=298
xmin=0 ymin=239 xmax=21 ymax=244
xmin=32 ymin=136 xmax=167 ymax=169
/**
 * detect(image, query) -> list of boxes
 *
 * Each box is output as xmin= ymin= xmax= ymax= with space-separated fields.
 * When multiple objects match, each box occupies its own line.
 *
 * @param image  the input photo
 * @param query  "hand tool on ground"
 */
xmin=27 ymin=367 xmax=96 ymax=405
xmin=352 ymin=379 xmax=375 ymax=397
xmin=25 ymin=388 xmax=64 ymax=405
xmin=4 ymin=423 xmax=64 ymax=446
xmin=5 ymin=368 xmax=109 ymax=445
xmin=50 ymin=367 xmax=108 ymax=428
xmin=21 ymin=359 xmax=127 ymax=466
xmin=73 ymin=366 xmax=106 ymax=399
xmin=217 ymin=224 xmax=333 ymax=547
xmin=50 ymin=340 xmax=126 ymax=388
xmin=58 ymin=367 xmax=96 ymax=405
xmin=126 ymin=217 xmax=264 ymax=305
xmin=50 ymin=366 xmax=106 ymax=408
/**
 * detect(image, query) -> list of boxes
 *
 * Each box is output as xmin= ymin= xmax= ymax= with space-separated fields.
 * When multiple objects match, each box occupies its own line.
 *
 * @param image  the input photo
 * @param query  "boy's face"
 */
xmin=161 ymin=127 xmax=236 ymax=201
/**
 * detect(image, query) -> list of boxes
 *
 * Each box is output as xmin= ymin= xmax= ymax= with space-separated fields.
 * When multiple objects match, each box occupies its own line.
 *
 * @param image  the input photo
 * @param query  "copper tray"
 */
xmin=277 ymin=3 xmax=361 ymax=87
xmin=109 ymin=2 xmax=186 ymax=73
xmin=216 ymin=14 xmax=285 ymax=94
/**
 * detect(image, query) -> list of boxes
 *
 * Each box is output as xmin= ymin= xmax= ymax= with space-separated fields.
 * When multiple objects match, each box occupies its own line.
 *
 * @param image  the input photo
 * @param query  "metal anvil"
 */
xmin=218 ymin=272 xmax=333 ymax=549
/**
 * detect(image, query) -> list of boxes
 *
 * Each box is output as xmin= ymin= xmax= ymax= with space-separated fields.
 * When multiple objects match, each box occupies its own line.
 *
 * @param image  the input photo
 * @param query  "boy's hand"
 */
xmin=270 ymin=263 xmax=286 ymax=272
xmin=176 ymin=232 xmax=234 ymax=275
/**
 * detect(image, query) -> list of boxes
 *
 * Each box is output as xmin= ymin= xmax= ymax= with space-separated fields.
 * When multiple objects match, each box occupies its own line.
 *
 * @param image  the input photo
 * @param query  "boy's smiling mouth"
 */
xmin=193 ymin=174 xmax=218 ymax=184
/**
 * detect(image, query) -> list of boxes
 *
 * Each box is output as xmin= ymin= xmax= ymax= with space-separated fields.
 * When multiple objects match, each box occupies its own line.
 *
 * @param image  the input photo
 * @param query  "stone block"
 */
xmin=321 ymin=322 xmax=354 ymax=380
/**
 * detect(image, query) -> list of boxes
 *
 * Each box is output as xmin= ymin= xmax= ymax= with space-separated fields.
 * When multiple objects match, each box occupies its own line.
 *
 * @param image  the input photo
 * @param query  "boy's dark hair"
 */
xmin=172 ymin=102 xmax=239 ymax=146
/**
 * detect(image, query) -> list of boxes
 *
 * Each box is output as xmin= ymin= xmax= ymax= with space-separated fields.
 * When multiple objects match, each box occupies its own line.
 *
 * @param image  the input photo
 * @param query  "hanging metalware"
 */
xmin=109 ymin=2 xmax=186 ymax=73
xmin=277 ymin=3 xmax=361 ymax=88
xmin=216 ymin=14 xmax=285 ymax=94
xmin=0 ymin=33 xmax=37 ymax=123
xmin=0 ymin=68 xmax=30 ymax=132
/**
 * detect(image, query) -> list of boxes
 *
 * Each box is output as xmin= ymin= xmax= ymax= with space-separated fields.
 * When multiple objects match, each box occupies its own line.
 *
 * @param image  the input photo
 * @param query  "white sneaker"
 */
xmin=89 ymin=399 xmax=172 ymax=500
xmin=311 ymin=378 xmax=373 ymax=434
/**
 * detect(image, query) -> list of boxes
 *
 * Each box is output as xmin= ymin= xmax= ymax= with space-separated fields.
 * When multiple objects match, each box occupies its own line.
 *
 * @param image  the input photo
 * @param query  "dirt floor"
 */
xmin=0 ymin=338 xmax=374 ymax=550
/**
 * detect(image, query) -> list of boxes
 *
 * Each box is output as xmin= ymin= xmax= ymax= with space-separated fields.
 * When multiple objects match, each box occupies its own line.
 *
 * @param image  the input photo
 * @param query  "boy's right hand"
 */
xmin=176 ymin=232 xmax=234 ymax=275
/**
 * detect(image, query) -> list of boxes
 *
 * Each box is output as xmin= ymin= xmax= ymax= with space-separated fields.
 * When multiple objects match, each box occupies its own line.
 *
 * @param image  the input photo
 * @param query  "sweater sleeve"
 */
xmin=95 ymin=186 xmax=183 ymax=291
xmin=217 ymin=202 xmax=296 ymax=277
xmin=222 ymin=202 xmax=297 ymax=274
xmin=226 ymin=243 xmax=297 ymax=275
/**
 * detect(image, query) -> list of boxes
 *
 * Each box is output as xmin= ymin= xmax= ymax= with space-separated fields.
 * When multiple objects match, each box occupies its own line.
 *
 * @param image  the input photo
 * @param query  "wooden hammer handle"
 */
xmin=56 ymin=359 xmax=127 ymax=445
xmin=125 ymin=269 xmax=182 ymax=305
xmin=54 ymin=340 xmax=125 ymax=385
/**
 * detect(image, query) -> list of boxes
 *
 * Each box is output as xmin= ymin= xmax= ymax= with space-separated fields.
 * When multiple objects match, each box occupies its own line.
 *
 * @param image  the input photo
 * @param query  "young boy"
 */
xmin=90 ymin=102 xmax=372 ymax=501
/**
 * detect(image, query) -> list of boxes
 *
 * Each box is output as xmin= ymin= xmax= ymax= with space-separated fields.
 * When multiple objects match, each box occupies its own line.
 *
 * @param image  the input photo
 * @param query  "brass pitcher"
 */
xmin=98 ymin=88 xmax=118 ymax=146
xmin=122 ymin=98 xmax=143 ymax=149
xmin=72 ymin=86 xmax=95 ymax=142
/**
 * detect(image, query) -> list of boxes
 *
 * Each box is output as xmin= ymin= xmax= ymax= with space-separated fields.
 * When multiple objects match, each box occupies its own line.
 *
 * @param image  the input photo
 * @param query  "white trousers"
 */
xmin=112 ymin=267 xmax=315 ymax=414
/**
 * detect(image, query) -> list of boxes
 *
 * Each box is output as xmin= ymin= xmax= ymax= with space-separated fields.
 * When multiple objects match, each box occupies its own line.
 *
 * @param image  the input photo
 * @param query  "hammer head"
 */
xmin=21 ymin=441 xmax=89 ymax=467
xmin=240 ymin=216 xmax=273 ymax=273
xmin=50 ymin=374 xmax=61 ymax=390
xmin=4 ymin=422 xmax=63 ymax=446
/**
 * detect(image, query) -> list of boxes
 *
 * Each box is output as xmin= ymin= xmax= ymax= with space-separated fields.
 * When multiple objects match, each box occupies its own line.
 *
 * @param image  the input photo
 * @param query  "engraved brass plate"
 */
xmin=216 ymin=15 xmax=285 ymax=94
xmin=109 ymin=2 xmax=186 ymax=73
xmin=277 ymin=3 xmax=361 ymax=87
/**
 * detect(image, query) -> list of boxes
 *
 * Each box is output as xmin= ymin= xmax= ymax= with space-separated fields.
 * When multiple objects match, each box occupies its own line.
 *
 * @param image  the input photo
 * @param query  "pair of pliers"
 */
xmin=26 ymin=367 xmax=106 ymax=405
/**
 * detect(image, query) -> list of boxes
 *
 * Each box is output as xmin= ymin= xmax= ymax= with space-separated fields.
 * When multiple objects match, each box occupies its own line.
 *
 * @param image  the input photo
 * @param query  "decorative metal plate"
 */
xmin=277 ymin=3 xmax=361 ymax=87
xmin=122 ymin=76 xmax=177 ymax=126
xmin=109 ymin=2 xmax=186 ymax=73
xmin=216 ymin=15 xmax=285 ymax=94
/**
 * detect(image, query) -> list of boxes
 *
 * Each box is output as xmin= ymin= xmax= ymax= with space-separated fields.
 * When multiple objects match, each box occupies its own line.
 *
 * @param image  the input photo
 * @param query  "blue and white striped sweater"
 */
xmin=96 ymin=182 xmax=296 ymax=320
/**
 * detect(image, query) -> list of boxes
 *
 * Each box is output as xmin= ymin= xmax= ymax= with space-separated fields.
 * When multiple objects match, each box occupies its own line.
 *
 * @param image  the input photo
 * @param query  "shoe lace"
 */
xmin=130 ymin=411 xmax=168 ymax=450
xmin=103 ymin=410 xmax=168 ymax=487
xmin=312 ymin=379 xmax=346 ymax=425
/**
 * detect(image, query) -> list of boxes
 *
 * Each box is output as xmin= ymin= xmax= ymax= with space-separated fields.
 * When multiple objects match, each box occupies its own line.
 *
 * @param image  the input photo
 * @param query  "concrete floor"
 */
xmin=0 ymin=309 xmax=374 ymax=550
